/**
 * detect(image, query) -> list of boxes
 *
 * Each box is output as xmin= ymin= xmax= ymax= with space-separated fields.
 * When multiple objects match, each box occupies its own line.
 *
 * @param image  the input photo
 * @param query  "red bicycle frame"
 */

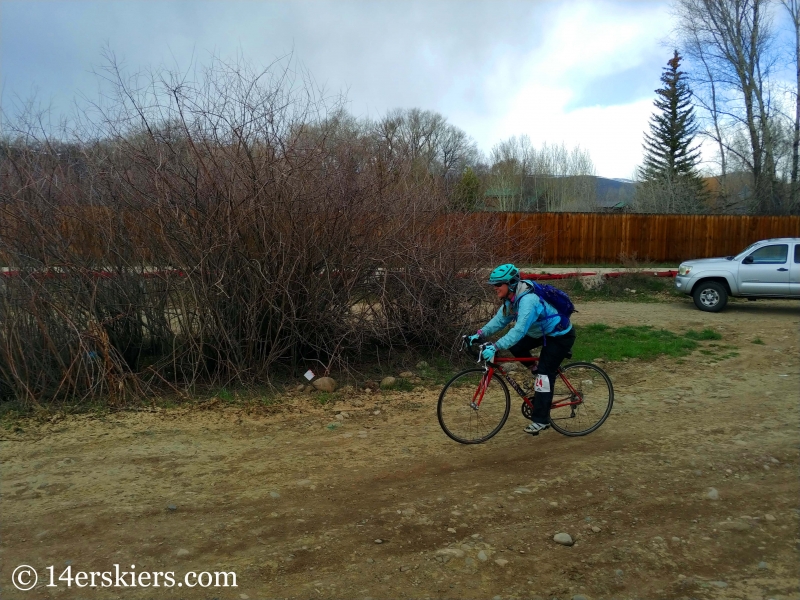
xmin=472 ymin=356 xmax=584 ymax=410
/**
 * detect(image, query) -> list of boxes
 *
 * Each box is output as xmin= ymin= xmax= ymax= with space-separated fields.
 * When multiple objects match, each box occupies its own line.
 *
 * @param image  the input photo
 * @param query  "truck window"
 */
xmin=735 ymin=242 xmax=761 ymax=260
xmin=748 ymin=244 xmax=788 ymax=264
xmin=795 ymin=244 xmax=800 ymax=263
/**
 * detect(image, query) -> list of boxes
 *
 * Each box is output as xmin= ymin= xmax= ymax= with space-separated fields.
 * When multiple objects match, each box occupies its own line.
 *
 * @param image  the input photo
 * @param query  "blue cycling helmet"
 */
xmin=488 ymin=264 xmax=520 ymax=289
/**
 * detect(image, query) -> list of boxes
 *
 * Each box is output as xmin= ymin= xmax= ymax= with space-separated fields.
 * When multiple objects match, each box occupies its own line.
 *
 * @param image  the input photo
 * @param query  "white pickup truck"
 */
xmin=675 ymin=237 xmax=800 ymax=312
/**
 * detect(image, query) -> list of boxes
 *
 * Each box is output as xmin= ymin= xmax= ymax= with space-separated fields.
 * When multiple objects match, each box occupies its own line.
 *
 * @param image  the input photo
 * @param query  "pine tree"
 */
xmin=637 ymin=51 xmax=707 ymax=212
xmin=451 ymin=166 xmax=482 ymax=211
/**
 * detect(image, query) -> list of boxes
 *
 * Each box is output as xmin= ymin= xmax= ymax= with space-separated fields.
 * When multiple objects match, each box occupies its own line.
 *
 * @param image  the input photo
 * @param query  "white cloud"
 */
xmin=448 ymin=1 xmax=676 ymax=178
xmin=2 ymin=0 xmax=681 ymax=178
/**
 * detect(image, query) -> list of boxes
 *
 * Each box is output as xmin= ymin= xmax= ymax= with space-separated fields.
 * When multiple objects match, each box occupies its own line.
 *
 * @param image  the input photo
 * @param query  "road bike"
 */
xmin=437 ymin=337 xmax=614 ymax=444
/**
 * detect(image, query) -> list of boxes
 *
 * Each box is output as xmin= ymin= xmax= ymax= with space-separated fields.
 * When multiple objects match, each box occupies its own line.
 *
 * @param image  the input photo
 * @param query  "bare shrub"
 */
xmin=0 ymin=55 xmax=501 ymax=405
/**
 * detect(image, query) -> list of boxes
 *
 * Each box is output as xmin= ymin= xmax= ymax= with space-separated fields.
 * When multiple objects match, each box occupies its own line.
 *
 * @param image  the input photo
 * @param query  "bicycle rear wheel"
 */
xmin=438 ymin=368 xmax=510 ymax=444
xmin=549 ymin=362 xmax=613 ymax=437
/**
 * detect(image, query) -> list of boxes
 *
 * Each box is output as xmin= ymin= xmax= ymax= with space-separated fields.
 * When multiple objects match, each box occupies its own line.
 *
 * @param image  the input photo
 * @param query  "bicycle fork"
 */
xmin=470 ymin=368 xmax=494 ymax=409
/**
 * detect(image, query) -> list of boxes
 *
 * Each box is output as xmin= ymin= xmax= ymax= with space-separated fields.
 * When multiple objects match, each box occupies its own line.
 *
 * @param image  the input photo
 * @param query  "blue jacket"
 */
xmin=478 ymin=281 xmax=572 ymax=350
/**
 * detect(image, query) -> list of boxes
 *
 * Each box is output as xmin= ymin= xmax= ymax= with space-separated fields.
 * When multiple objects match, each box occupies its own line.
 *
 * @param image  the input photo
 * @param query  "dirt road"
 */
xmin=2 ymin=300 xmax=799 ymax=600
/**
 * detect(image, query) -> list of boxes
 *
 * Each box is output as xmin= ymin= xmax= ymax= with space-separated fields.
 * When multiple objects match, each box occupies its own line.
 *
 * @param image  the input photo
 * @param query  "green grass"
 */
xmin=415 ymin=356 xmax=462 ymax=384
xmin=572 ymin=323 xmax=719 ymax=363
xmin=382 ymin=378 xmax=415 ymax=392
xmin=549 ymin=274 xmax=683 ymax=304
xmin=214 ymin=388 xmax=235 ymax=402
xmin=685 ymin=328 xmax=722 ymax=341
xmin=354 ymin=354 xmax=462 ymax=390
xmin=752 ymin=337 xmax=765 ymax=345
xmin=316 ymin=391 xmax=336 ymax=405
xmin=571 ymin=323 xmax=735 ymax=364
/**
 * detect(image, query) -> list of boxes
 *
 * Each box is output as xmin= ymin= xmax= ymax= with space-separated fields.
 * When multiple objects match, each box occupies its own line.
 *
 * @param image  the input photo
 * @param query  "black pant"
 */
xmin=507 ymin=328 xmax=576 ymax=425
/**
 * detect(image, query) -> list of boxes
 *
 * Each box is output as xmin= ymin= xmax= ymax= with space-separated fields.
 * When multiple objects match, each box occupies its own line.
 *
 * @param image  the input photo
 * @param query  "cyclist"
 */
xmin=468 ymin=264 xmax=576 ymax=435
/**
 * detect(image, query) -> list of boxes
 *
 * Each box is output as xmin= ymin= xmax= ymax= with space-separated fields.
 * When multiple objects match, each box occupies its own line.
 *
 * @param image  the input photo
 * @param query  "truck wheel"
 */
xmin=692 ymin=281 xmax=728 ymax=312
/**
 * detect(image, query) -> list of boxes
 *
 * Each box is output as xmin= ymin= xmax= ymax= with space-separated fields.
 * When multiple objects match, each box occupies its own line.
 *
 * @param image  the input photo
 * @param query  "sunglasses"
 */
xmin=492 ymin=283 xmax=507 ymax=288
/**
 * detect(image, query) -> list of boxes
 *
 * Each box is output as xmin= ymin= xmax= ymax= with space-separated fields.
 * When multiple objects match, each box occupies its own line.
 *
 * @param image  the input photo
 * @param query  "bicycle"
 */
xmin=437 ymin=336 xmax=614 ymax=444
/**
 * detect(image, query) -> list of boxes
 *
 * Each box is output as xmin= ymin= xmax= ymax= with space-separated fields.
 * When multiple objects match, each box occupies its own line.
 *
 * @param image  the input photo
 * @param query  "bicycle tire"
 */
xmin=549 ymin=362 xmax=613 ymax=437
xmin=437 ymin=368 xmax=511 ymax=444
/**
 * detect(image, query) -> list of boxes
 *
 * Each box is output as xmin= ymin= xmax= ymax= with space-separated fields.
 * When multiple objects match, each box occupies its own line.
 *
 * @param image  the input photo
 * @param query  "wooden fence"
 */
xmin=470 ymin=212 xmax=800 ymax=265
xmin=2 ymin=208 xmax=797 ymax=267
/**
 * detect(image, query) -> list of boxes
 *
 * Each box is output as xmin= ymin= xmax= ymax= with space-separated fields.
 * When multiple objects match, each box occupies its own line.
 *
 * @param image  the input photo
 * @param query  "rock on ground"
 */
xmin=312 ymin=377 xmax=337 ymax=393
xmin=554 ymin=532 xmax=574 ymax=546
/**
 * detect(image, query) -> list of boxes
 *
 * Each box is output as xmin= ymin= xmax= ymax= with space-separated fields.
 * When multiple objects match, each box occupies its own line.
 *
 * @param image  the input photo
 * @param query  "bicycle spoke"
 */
xmin=438 ymin=369 xmax=510 ymax=444
xmin=549 ymin=363 xmax=613 ymax=436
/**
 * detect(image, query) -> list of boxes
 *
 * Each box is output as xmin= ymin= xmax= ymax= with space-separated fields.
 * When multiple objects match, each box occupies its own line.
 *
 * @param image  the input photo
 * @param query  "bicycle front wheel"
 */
xmin=549 ymin=362 xmax=613 ymax=437
xmin=438 ymin=368 xmax=511 ymax=444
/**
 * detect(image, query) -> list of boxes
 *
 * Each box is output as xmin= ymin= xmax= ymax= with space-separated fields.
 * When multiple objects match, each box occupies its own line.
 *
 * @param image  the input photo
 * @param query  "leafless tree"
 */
xmin=371 ymin=108 xmax=479 ymax=181
xmin=533 ymin=143 xmax=597 ymax=212
xmin=676 ymin=0 xmax=786 ymax=213
xmin=486 ymin=135 xmax=534 ymax=211
xmin=780 ymin=0 xmax=800 ymax=211
xmin=486 ymin=137 xmax=596 ymax=212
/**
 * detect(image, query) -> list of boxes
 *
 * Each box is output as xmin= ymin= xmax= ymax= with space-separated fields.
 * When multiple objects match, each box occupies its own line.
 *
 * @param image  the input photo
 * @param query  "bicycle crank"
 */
xmin=521 ymin=402 xmax=533 ymax=420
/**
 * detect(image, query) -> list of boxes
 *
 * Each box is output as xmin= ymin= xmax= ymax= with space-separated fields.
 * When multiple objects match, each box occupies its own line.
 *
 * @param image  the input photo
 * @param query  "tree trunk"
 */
xmin=754 ymin=61 xmax=778 ymax=213
xmin=788 ymin=0 xmax=800 ymax=213
xmin=705 ymin=62 xmax=729 ymax=208
xmin=794 ymin=41 xmax=800 ymax=214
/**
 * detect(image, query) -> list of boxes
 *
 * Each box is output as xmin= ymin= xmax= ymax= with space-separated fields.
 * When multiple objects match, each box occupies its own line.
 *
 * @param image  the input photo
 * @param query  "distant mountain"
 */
xmin=594 ymin=176 xmax=636 ymax=209
xmin=483 ymin=175 xmax=637 ymax=211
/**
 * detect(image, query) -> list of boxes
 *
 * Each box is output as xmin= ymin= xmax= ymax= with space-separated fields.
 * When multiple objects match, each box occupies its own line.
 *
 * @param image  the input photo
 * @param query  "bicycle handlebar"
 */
xmin=460 ymin=335 xmax=494 ymax=367
xmin=460 ymin=334 xmax=480 ymax=354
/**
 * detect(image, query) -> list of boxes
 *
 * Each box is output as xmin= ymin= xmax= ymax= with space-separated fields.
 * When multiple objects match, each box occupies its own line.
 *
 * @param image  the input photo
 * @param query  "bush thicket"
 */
xmin=0 ymin=57 xmax=511 ymax=405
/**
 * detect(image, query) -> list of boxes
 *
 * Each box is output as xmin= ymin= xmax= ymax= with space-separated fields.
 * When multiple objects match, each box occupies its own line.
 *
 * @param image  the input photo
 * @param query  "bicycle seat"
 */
xmin=565 ymin=351 xmax=572 ymax=359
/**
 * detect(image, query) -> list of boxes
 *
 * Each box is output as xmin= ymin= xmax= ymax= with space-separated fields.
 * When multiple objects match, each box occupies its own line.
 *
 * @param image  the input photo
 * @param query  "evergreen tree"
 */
xmin=451 ymin=166 xmax=482 ymax=211
xmin=637 ymin=51 xmax=707 ymax=212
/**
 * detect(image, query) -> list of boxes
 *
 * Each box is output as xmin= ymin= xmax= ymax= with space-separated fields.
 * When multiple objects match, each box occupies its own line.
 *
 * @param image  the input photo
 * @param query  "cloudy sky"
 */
xmin=1 ymin=0 xmax=679 ymax=178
